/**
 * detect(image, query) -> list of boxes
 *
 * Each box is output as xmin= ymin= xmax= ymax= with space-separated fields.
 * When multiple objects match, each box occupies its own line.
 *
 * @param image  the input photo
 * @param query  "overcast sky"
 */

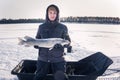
xmin=0 ymin=0 xmax=120 ymax=19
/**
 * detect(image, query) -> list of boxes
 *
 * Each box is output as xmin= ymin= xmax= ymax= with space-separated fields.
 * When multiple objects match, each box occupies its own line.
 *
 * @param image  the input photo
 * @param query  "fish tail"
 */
xmin=18 ymin=37 xmax=25 ymax=45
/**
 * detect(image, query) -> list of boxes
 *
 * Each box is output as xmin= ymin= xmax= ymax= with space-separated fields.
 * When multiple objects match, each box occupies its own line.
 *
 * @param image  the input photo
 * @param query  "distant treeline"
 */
xmin=0 ymin=16 xmax=120 ymax=24
xmin=0 ymin=18 xmax=45 ymax=24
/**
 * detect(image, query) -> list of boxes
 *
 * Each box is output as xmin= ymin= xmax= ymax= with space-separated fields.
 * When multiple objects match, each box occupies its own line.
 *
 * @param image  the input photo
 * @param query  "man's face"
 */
xmin=48 ymin=10 xmax=57 ymax=21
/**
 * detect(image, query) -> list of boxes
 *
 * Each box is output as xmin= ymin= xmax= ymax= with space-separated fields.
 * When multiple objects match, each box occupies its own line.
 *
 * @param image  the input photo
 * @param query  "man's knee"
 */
xmin=54 ymin=71 xmax=69 ymax=80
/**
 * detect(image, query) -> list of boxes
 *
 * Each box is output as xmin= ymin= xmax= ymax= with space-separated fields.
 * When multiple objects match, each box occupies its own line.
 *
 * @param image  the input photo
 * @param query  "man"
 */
xmin=34 ymin=4 xmax=72 ymax=80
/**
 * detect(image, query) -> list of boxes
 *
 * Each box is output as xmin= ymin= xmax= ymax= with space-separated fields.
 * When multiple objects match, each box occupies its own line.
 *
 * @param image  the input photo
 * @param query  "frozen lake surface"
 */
xmin=0 ymin=23 xmax=120 ymax=80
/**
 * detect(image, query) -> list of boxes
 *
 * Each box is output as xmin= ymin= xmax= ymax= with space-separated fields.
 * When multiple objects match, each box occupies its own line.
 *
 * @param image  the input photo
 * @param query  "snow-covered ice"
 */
xmin=0 ymin=23 xmax=120 ymax=80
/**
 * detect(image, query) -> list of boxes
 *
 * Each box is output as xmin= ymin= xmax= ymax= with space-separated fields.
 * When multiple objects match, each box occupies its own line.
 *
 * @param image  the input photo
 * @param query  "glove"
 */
xmin=53 ymin=44 xmax=63 ymax=49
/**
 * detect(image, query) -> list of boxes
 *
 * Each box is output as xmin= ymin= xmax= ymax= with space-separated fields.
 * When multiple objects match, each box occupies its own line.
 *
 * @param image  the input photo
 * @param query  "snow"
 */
xmin=0 ymin=23 xmax=120 ymax=80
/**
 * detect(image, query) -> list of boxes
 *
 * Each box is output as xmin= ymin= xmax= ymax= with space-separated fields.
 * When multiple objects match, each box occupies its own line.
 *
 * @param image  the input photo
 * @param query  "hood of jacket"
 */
xmin=45 ymin=4 xmax=59 ymax=23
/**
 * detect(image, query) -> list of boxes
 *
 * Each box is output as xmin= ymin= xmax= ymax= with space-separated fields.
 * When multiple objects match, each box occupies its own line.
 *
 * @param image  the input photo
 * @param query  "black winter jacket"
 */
xmin=35 ymin=22 xmax=71 ymax=63
xmin=34 ymin=4 xmax=71 ymax=63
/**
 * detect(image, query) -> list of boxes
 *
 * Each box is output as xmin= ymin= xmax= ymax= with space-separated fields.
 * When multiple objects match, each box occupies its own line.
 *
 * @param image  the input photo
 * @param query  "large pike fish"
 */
xmin=18 ymin=36 xmax=70 ymax=48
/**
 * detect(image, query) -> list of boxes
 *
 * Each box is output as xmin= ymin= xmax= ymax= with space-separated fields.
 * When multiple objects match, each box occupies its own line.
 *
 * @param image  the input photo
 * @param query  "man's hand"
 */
xmin=53 ymin=44 xmax=63 ymax=49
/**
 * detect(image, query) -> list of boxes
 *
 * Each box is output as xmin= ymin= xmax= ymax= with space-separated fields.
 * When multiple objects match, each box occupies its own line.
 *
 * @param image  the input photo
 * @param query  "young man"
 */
xmin=34 ymin=4 xmax=71 ymax=80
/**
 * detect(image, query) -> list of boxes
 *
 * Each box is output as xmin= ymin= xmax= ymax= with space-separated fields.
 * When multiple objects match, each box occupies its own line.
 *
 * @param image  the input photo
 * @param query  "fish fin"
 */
xmin=49 ymin=45 xmax=55 ymax=50
xmin=18 ymin=37 xmax=25 ymax=45
xmin=24 ymin=36 xmax=35 ymax=41
xmin=49 ymin=47 xmax=53 ymax=50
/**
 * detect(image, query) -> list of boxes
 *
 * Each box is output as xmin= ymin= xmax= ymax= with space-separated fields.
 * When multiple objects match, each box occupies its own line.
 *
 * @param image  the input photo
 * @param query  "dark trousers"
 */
xmin=34 ymin=60 xmax=68 ymax=80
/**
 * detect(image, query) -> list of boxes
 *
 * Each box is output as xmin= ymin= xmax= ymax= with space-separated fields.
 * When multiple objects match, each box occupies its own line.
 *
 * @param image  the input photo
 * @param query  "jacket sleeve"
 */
xmin=34 ymin=25 xmax=41 ymax=49
xmin=62 ymin=25 xmax=71 ymax=43
xmin=62 ymin=25 xmax=72 ymax=53
xmin=36 ymin=25 xmax=41 ymax=39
